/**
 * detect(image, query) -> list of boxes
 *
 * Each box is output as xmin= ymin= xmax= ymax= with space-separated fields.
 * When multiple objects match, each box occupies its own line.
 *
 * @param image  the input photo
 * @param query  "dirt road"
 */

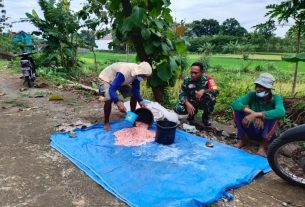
xmin=0 ymin=68 xmax=304 ymax=207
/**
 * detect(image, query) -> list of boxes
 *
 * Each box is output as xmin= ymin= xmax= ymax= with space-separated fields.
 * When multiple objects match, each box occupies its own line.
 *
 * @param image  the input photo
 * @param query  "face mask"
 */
xmin=137 ymin=76 xmax=144 ymax=82
xmin=256 ymin=91 xmax=269 ymax=98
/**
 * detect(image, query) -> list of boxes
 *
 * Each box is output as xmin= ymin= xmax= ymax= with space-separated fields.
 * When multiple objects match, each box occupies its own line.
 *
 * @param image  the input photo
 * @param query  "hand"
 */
xmin=195 ymin=89 xmax=205 ymax=100
xmin=242 ymin=113 xmax=256 ymax=128
xmin=116 ymin=101 xmax=126 ymax=113
xmin=186 ymin=101 xmax=196 ymax=116
xmin=139 ymin=101 xmax=147 ymax=108
xmin=254 ymin=118 xmax=264 ymax=129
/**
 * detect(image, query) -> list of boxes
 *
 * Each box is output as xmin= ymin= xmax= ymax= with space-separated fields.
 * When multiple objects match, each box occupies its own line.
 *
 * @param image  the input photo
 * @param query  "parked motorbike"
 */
xmin=19 ymin=52 xmax=36 ymax=87
xmin=267 ymin=124 xmax=305 ymax=187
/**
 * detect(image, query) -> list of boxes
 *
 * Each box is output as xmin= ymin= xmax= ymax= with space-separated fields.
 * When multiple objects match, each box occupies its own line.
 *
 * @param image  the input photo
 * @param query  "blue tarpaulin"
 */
xmin=50 ymin=120 xmax=271 ymax=207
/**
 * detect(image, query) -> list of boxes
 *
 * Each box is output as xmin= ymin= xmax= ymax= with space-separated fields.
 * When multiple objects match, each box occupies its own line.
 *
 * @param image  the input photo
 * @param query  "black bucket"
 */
xmin=134 ymin=108 xmax=154 ymax=128
xmin=155 ymin=120 xmax=177 ymax=145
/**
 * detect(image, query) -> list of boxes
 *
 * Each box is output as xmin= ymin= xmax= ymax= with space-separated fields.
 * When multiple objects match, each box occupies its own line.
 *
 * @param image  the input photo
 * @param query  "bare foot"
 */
xmin=256 ymin=147 xmax=267 ymax=157
xmin=104 ymin=123 xmax=112 ymax=131
xmin=234 ymin=139 xmax=248 ymax=149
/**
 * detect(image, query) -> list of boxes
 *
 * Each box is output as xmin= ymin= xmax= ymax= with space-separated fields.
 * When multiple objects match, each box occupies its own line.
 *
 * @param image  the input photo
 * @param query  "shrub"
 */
xmin=255 ymin=64 xmax=265 ymax=72
xmin=240 ymin=62 xmax=252 ymax=73
xmin=213 ymin=64 xmax=224 ymax=72
xmin=267 ymin=63 xmax=278 ymax=71
xmin=242 ymin=53 xmax=249 ymax=60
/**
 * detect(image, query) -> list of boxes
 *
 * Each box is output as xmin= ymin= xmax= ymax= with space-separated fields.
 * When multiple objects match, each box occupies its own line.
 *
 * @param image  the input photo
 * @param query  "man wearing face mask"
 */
xmin=98 ymin=62 xmax=152 ymax=130
xmin=231 ymin=73 xmax=286 ymax=157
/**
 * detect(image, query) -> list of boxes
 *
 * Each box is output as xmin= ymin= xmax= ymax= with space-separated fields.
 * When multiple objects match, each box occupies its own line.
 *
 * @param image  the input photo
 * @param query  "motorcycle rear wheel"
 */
xmin=268 ymin=137 xmax=305 ymax=188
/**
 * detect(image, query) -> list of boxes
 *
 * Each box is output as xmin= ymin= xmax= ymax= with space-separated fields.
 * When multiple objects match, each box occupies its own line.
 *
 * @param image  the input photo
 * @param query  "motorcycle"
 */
xmin=267 ymin=124 xmax=305 ymax=188
xmin=19 ymin=52 xmax=36 ymax=87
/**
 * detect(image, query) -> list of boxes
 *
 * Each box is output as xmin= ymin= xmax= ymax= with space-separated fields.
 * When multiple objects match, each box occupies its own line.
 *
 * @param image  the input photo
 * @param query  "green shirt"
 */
xmin=231 ymin=92 xmax=286 ymax=120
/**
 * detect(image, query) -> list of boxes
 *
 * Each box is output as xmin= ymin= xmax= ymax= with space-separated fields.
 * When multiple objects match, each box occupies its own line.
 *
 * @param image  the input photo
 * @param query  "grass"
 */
xmin=79 ymin=52 xmax=305 ymax=73
xmin=188 ymin=55 xmax=305 ymax=72
xmin=79 ymin=52 xmax=137 ymax=77
xmin=211 ymin=53 xmax=283 ymax=60
xmin=80 ymin=51 xmax=137 ymax=63
xmin=0 ymin=60 xmax=9 ymax=68
xmin=3 ymin=99 xmax=29 ymax=108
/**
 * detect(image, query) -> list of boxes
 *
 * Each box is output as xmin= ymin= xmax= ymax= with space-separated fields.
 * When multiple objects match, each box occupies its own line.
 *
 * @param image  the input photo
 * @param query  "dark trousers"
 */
xmin=175 ymin=94 xmax=216 ymax=121
xmin=233 ymin=111 xmax=278 ymax=141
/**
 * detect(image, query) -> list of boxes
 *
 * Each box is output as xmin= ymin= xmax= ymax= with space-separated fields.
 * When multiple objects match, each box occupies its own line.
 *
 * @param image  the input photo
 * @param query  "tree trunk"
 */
xmin=152 ymin=86 xmax=165 ymax=103
xmin=121 ymin=0 xmax=150 ymax=63
xmin=291 ymin=22 xmax=301 ymax=97
xmin=92 ymin=49 xmax=97 ymax=71
xmin=121 ymin=0 xmax=163 ymax=102
xmin=126 ymin=43 xmax=129 ymax=62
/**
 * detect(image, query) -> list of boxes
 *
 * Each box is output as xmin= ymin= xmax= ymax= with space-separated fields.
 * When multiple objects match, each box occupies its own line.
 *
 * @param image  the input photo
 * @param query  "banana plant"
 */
xmin=26 ymin=0 xmax=83 ymax=71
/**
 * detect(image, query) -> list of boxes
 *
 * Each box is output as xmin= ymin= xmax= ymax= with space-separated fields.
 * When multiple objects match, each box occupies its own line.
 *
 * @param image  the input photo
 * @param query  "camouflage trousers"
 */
xmin=174 ymin=94 xmax=216 ymax=119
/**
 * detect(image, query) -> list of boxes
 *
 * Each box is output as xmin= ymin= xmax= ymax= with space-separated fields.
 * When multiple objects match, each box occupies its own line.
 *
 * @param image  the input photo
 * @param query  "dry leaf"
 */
xmin=34 ymin=82 xmax=49 ymax=88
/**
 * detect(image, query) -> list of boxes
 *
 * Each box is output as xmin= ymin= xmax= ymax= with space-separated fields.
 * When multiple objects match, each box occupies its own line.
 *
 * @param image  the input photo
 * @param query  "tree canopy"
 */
xmin=82 ymin=0 xmax=188 ymax=102
xmin=187 ymin=19 xmax=220 ymax=37
xmin=220 ymin=18 xmax=247 ymax=37
xmin=253 ymin=20 xmax=276 ymax=38
xmin=26 ymin=0 xmax=83 ymax=70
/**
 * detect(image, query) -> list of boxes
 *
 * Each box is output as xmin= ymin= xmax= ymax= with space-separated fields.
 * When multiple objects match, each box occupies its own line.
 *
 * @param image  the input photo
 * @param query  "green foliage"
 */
xmin=266 ymin=1 xmax=305 ymax=23
xmin=37 ymin=66 xmax=69 ymax=86
xmin=266 ymin=63 xmax=278 ymax=71
xmin=78 ymin=0 xmax=109 ymax=47
xmin=108 ymin=0 xmax=188 ymax=90
xmin=188 ymin=35 xmax=239 ymax=53
xmin=82 ymin=0 xmax=188 ymax=102
xmin=197 ymin=56 xmax=210 ymax=70
xmin=220 ymin=18 xmax=247 ymax=37
xmin=253 ymin=20 xmax=276 ymax=38
xmin=26 ymin=0 xmax=83 ymax=72
xmin=186 ymin=19 xmax=220 ymax=37
xmin=80 ymin=30 xmax=97 ymax=50
xmin=212 ymin=64 xmax=224 ymax=72
xmin=0 ymin=0 xmax=13 ymax=53
xmin=222 ymin=41 xmax=240 ymax=54
xmin=197 ymin=42 xmax=215 ymax=55
xmin=240 ymin=61 xmax=252 ymax=73
xmin=266 ymin=0 xmax=305 ymax=95
xmin=255 ymin=64 xmax=265 ymax=72
xmin=243 ymin=53 xmax=249 ymax=60
xmin=0 ymin=32 xmax=13 ymax=53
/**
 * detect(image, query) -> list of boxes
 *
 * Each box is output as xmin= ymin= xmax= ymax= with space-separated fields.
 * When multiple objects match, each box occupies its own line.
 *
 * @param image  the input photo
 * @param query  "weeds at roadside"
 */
xmin=3 ymin=99 xmax=29 ymax=108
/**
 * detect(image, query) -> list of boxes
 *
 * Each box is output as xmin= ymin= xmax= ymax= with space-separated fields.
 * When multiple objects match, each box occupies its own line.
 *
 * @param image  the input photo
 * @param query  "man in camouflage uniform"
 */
xmin=175 ymin=62 xmax=219 ymax=126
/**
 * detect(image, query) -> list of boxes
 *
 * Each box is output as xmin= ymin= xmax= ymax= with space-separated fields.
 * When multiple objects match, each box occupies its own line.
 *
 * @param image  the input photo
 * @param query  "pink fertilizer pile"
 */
xmin=114 ymin=122 xmax=155 ymax=146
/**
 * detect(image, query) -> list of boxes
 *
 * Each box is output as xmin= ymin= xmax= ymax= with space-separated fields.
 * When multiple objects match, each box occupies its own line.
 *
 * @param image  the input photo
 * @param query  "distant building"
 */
xmin=95 ymin=34 xmax=112 ymax=51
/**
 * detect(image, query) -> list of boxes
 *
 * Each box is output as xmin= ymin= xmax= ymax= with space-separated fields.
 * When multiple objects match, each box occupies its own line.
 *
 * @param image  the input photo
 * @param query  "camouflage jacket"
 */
xmin=178 ymin=75 xmax=219 ymax=103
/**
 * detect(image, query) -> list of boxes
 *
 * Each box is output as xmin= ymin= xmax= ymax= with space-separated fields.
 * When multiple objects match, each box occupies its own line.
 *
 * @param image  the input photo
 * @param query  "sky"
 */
xmin=4 ymin=0 xmax=291 ymax=37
